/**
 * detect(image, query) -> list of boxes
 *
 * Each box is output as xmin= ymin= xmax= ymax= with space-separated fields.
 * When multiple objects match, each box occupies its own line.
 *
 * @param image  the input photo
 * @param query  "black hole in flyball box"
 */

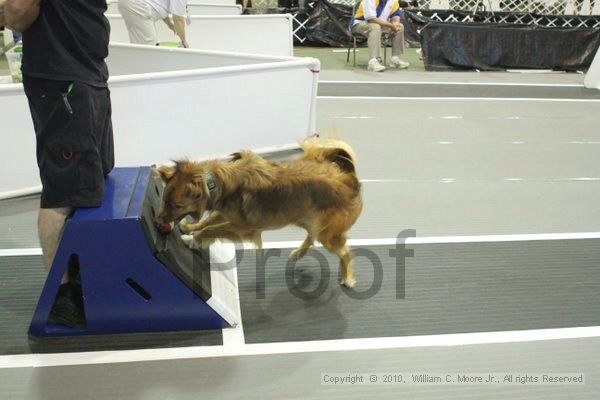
xmin=126 ymin=278 xmax=152 ymax=301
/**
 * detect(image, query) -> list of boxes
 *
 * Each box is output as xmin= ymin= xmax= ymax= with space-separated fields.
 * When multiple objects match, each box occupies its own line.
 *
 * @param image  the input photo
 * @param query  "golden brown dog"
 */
xmin=155 ymin=138 xmax=363 ymax=287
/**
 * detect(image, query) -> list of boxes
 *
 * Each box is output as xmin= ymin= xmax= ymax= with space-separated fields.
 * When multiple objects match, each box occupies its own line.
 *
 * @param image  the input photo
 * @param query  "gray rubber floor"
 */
xmin=2 ymin=239 xmax=599 ymax=354
xmin=3 ymin=96 xmax=600 ymax=246
xmin=317 ymin=69 xmax=587 ymax=85
xmin=319 ymin=81 xmax=600 ymax=99
xmin=0 ymin=195 xmax=39 ymax=249
xmin=238 ymin=241 xmax=600 ymax=344
xmin=1 ymin=338 xmax=598 ymax=399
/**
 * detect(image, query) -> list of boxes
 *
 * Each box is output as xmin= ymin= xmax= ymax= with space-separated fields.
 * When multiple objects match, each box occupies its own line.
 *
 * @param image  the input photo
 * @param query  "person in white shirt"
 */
xmin=351 ymin=0 xmax=409 ymax=72
xmin=118 ymin=0 xmax=189 ymax=47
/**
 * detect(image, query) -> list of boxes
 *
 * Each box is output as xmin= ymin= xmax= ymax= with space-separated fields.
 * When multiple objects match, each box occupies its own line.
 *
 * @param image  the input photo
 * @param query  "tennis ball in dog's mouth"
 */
xmin=158 ymin=223 xmax=173 ymax=234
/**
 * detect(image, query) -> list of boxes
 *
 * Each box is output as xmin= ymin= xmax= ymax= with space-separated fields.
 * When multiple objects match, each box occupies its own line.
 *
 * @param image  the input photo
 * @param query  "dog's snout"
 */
xmin=154 ymin=208 xmax=184 ymax=226
xmin=155 ymin=208 xmax=168 ymax=224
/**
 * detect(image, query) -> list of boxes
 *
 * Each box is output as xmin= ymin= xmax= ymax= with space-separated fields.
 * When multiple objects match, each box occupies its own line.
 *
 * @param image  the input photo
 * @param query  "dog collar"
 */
xmin=205 ymin=172 xmax=217 ymax=196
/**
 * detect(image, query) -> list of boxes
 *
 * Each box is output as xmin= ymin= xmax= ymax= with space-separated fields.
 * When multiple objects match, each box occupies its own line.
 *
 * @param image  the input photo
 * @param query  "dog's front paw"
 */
xmin=180 ymin=234 xmax=195 ymax=248
xmin=340 ymin=276 xmax=356 ymax=288
xmin=179 ymin=220 xmax=193 ymax=234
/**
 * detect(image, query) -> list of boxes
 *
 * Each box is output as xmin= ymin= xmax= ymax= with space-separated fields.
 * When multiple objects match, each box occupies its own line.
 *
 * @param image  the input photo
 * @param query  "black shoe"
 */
xmin=48 ymin=283 xmax=86 ymax=329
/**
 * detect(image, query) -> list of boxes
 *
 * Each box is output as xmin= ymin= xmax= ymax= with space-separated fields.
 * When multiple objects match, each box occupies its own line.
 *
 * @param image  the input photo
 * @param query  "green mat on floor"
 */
xmin=159 ymin=42 xmax=181 ymax=48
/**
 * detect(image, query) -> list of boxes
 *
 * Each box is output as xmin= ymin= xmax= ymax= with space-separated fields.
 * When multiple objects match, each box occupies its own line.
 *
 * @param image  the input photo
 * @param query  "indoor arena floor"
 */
xmin=1 ymin=70 xmax=599 ymax=399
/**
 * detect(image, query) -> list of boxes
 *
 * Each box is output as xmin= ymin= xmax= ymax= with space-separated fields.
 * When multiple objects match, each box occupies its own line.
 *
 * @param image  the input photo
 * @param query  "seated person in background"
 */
xmin=118 ymin=0 xmax=189 ymax=48
xmin=351 ymin=0 xmax=410 ymax=72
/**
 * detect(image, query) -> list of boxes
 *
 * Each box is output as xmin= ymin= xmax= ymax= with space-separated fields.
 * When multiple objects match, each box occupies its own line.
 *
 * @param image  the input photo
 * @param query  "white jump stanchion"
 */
xmin=584 ymin=46 xmax=600 ymax=89
xmin=0 ymin=44 xmax=320 ymax=199
xmin=107 ymin=14 xmax=294 ymax=57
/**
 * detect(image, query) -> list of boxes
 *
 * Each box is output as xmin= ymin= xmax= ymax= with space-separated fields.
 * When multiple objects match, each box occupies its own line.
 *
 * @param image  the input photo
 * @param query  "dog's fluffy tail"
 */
xmin=299 ymin=137 xmax=357 ymax=174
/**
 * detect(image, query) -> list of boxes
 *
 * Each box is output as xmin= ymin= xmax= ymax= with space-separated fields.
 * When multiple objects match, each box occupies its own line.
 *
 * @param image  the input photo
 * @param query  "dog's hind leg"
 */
xmin=289 ymin=233 xmax=314 ymax=261
xmin=251 ymin=233 xmax=263 ymax=249
xmin=319 ymin=232 xmax=355 ymax=288
xmin=336 ymin=244 xmax=355 ymax=288
xmin=251 ymin=232 xmax=264 ymax=258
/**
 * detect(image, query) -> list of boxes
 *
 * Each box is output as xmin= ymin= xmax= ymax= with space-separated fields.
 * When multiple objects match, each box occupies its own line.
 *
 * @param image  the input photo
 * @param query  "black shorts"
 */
xmin=23 ymin=75 xmax=114 ymax=209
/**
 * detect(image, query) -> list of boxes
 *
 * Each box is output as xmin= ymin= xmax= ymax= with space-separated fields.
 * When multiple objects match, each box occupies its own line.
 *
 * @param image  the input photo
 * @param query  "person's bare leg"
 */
xmin=391 ymin=26 xmax=404 ymax=57
xmin=38 ymin=207 xmax=72 ymax=283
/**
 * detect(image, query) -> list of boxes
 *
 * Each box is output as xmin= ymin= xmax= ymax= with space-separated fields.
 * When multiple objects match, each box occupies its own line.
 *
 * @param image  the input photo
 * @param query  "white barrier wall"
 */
xmin=108 ymin=14 xmax=294 ymax=57
xmin=0 ymin=44 xmax=320 ymax=199
xmin=0 ymin=85 xmax=37 ymax=198
xmin=106 ymin=1 xmax=242 ymax=15
xmin=187 ymin=3 xmax=242 ymax=14
xmin=584 ymin=47 xmax=600 ymax=89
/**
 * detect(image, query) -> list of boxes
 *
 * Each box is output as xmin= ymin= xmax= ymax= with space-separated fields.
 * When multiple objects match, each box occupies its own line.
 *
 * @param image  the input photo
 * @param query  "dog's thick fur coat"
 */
xmin=156 ymin=138 xmax=363 ymax=287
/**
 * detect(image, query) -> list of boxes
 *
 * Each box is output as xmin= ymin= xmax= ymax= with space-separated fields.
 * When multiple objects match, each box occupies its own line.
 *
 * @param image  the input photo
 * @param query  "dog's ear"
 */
xmin=185 ymin=182 xmax=201 ymax=198
xmin=185 ymin=175 xmax=207 ymax=199
xmin=230 ymin=152 xmax=243 ymax=162
xmin=157 ymin=165 xmax=175 ymax=182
